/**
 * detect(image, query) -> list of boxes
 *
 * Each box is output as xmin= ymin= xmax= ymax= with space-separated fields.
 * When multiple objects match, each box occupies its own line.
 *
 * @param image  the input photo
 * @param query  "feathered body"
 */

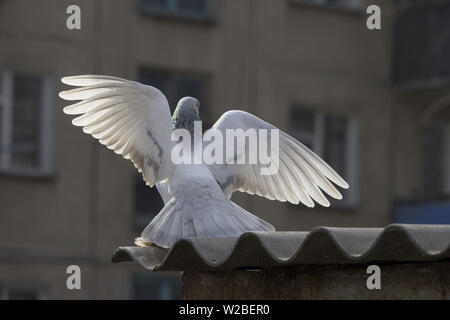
xmin=59 ymin=75 xmax=349 ymax=248
xmin=142 ymin=163 xmax=274 ymax=247
xmin=142 ymin=96 xmax=274 ymax=247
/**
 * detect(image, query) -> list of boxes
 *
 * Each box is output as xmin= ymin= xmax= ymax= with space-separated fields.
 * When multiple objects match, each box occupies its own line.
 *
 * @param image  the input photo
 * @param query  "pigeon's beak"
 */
xmin=195 ymin=102 xmax=200 ymax=111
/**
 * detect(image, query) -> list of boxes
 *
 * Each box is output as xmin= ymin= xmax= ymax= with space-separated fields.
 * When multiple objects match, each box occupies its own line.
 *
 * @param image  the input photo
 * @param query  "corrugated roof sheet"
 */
xmin=111 ymin=224 xmax=450 ymax=271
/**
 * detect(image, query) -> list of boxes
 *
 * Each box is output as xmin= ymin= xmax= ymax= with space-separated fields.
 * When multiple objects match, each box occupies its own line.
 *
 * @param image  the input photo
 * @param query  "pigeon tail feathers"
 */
xmin=139 ymin=198 xmax=275 ymax=248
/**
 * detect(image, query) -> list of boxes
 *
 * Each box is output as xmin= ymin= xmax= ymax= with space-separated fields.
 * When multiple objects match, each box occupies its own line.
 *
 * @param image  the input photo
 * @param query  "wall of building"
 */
xmin=0 ymin=0 xmax=395 ymax=299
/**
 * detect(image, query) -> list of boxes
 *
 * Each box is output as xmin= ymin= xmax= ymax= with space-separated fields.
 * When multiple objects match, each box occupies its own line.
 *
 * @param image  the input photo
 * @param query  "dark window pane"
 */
xmin=140 ymin=0 xmax=170 ymax=10
xmin=291 ymin=109 xmax=315 ymax=135
xmin=290 ymin=109 xmax=315 ymax=149
xmin=139 ymin=0 xmax=209 ymax=17
xmin=134 ymin=175 xmax=164 ymax=223
xmin=139 ymin=69 xmax=170 ymax=92
xmin=139 ymin=67 xmax=208 ymax=121
xmin=133 ymin=274 xmax=181 ymax=300
xmin=0 ymin=106 xmax=3 ymax=152
xmin=394 ymin=1 xmax=450 ymax=84
xmin=421 ymin=126 xmax=445 ymax=197
xmin=8 ymin=290 xmax=40 ymax=300
xmin=177 ymin=0 xmax=208 ymax=14
xmin=296 ymin=0 xmax=358 ymax=8
xmin=326 ymin=0 xmax=344 ymax=5
xmin=175 ymin=77 xmax=204 ymax=101
xmin=175 ymin=76 xmax=209 ymax=124
xmin=11 ymin=74 xmax=42 ymax=168
xmin=139 ymin=68 xmax=174 ymax=110
xmin=324 ymin=114 xmax=348 ymax=177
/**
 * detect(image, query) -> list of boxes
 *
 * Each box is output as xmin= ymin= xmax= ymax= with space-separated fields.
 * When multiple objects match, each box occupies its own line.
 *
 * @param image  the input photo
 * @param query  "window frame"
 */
xmin=291 ymin=107 xmax=359 ymax=208
xmin=0 ymin=70 xmax=53 ymax=177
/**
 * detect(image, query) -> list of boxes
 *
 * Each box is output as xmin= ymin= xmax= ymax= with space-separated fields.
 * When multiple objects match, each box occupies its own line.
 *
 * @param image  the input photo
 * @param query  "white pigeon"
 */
xmin=59 ymin=75 xmax=349 ymax=248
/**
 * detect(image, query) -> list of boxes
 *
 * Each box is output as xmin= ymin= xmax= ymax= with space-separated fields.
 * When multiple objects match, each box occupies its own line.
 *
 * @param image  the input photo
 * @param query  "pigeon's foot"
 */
xmin=134 ymin=237 xmax=157 ymax=247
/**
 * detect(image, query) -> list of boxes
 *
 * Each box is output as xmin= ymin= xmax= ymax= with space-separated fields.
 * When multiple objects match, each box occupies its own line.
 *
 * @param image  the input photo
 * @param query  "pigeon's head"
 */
xmin=172 ymin=97 xmax=200 ymax=132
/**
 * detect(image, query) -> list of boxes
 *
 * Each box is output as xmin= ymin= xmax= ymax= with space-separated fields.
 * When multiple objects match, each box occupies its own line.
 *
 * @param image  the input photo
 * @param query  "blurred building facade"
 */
xmin=0 ymin=0 xmax=447 ymax=299
xmin=393 ymin=0 xmax=450 ymax=224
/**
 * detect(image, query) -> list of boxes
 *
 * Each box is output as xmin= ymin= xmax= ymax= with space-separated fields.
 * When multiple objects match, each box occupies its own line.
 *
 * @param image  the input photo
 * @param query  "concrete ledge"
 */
xmin=182 ymin=262 xmax=450 ymax=299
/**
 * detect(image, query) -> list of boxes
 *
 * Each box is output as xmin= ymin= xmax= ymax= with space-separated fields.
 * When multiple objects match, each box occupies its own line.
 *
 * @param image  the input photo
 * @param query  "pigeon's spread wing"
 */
xmin=60 ymin=75 xmax=174 ymax=187
xmin=206 ymin=110 xmax=349 ymax=207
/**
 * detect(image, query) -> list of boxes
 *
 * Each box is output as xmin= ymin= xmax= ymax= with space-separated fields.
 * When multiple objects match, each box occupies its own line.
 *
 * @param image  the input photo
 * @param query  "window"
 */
xmin=132 ymin=273 xmax=181 ymax=300
xmin=134 ymin=174 xmax=164 ymax=228
xmin=290 ymin=0 xmax=362 ymax=11
xmin=393 ymin=122 xmax=450 ymax=224
xmin=421 ymin=124 xmax=450 ymax=198
xmin=138 ymin=0 xmax=211 ymax=20
xmin=139 ymin=68 xmax=209 ymax=120
xmin=290 ymin=108 xmax=359 ymax=207
xmin=0 ymin=71 xmax=53 ymax=176
xmin=0 ymin=286 xmax=48 ymax=300
xmin=134 ymin=68 xmax=210 ymax=227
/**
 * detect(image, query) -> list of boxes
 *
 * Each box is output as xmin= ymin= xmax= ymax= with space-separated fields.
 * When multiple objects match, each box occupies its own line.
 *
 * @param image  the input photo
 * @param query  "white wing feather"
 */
xmin=206 ymin=110 xmax=349 ymax=207
xmin=59 ymin=75 xmax=174 ymax=187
